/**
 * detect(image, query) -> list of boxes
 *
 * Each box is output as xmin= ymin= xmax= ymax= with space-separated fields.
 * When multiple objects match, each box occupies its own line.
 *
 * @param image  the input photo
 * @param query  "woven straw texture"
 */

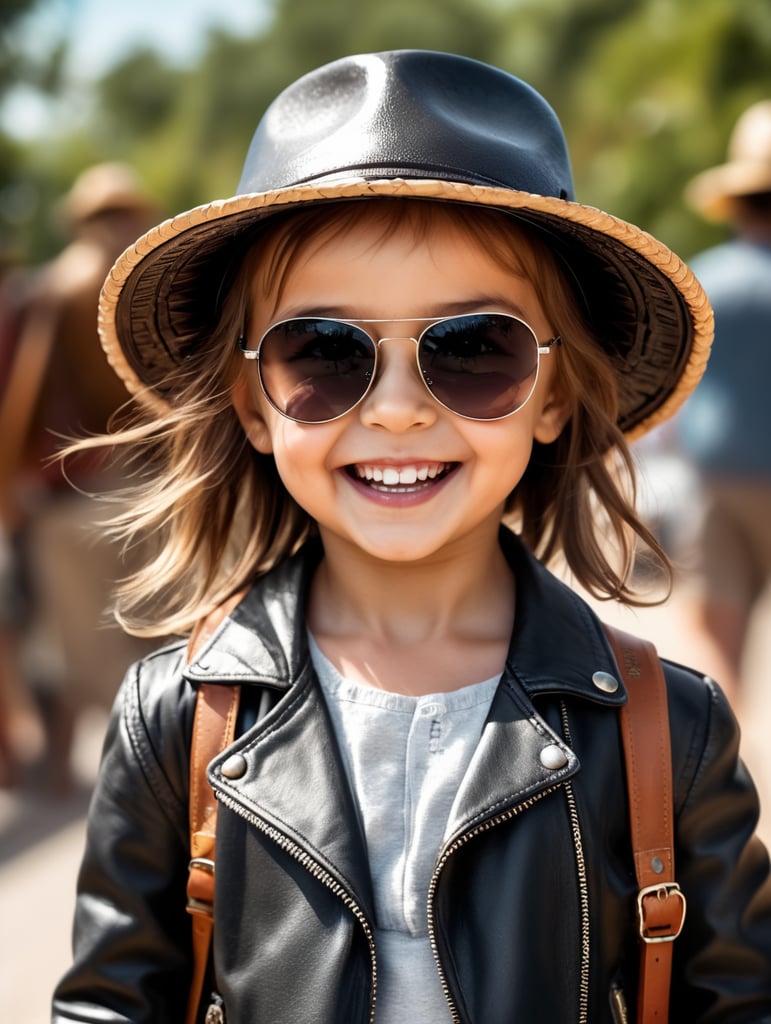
xmin=98 ymin=178 xmax=713 ymax=440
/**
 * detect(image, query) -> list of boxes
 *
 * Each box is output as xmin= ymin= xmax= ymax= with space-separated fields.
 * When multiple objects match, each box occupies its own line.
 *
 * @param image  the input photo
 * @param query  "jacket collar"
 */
xmin=500 ymin=528 xmax=627 ymax=707
xmin=185 ymin=529 xmax=627 ymax=709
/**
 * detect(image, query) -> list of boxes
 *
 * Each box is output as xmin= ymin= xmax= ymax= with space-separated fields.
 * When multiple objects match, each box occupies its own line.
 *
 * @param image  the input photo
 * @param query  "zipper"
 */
xmin=426 ymin=782 xmax=562 ymax=1023
xmin=560 ymin=701 xmax=590 ymax=1024
xmin=426 ymin=703 xmax=590 ymax=1024
xmin=216 ymin=790 xmax=378 ymax=1024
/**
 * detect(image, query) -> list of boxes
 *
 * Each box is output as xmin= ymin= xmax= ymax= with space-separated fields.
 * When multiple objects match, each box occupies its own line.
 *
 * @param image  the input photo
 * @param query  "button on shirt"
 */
xmin=309 ymin=634 xmax=499 ymax=1023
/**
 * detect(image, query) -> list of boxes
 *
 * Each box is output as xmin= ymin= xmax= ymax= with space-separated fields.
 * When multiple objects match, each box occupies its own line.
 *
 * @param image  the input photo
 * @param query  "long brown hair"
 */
xmin=62 ymin=198 xmax=669 ymax=637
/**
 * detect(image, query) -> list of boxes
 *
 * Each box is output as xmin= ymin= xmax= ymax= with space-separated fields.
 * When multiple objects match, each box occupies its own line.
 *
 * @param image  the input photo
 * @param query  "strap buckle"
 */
xmin=187 ymin=857 xmax=215 ymax=916
xmin=637 ymin=882 xmax=687 ymax=943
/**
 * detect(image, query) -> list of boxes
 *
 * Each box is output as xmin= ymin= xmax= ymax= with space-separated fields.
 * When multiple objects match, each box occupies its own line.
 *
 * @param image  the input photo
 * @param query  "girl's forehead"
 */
xmin=246 ymin=206 xmax=553 ymax=338
xmin=249 ymin=199 xmax=539 ymax=305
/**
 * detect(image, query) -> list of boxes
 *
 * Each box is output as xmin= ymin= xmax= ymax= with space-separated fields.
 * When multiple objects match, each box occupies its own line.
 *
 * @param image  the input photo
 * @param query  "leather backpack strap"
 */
xmin=185 ymin=683 xmax=240 ymax=1024
xmin=603 ymin=623 xmax=687 ymax=1024
xmin=185 ymin=591 xmax=246 ymax=1024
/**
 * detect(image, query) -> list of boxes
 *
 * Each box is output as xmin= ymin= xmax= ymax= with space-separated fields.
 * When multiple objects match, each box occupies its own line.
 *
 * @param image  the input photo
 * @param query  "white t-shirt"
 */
xmin=309 ymin=634 xmax=499 ymax=1023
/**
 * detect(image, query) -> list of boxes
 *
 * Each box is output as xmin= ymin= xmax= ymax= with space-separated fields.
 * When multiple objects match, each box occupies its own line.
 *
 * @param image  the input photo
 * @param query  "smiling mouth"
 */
xmin=348 ymin=462 xmax=456 ymax=492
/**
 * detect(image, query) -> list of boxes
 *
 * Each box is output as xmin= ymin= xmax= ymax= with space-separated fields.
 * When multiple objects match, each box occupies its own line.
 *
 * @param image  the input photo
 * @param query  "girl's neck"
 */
xmin=307 ymin=529 xmax=516 ymax=695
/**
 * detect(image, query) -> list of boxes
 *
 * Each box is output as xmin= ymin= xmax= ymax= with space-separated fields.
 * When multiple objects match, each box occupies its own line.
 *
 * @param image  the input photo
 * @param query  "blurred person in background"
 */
xmin=0 ymin=163 xmax=159 ymax=793
xmin=675 ymin=101 xmax=771 ymax=702
xmin=0 ymin=248 xmax=31 ymax=787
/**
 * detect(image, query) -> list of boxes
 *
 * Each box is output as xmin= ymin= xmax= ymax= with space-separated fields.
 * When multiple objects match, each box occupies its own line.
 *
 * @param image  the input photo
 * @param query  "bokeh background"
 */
xmin=4 ymin=0 xmax=771 ymax=267
xmin=1 ymin=1 xmax=771 ymax=1020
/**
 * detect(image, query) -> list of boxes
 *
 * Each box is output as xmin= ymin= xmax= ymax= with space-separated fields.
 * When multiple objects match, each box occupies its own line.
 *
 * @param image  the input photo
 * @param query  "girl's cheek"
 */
xmin=270 ymin=424 xmax=327 ymax=470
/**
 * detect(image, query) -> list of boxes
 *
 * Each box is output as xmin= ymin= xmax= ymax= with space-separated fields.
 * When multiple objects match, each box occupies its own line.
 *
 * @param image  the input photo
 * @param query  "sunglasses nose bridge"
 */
xmin=372 ymin=334 xmax=427 ymax=385
xmin=359 ymin=333 xmax=437 ymax=419
xmin=374 ymin=334 xmax=420 ymax=348
xmin=371 ymin=335 xmax=423 ymax=391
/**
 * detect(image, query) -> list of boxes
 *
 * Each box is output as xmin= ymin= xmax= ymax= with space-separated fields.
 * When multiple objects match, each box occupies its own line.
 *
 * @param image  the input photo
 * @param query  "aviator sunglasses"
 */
xmin=238 ymin=312 xmax=561 ymax=424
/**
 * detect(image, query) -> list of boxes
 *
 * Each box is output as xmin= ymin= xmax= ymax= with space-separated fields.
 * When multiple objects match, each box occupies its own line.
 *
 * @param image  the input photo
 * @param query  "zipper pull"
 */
xmin=610 ymin=983 xmax=628 ymax=1024
xmin=204 ymin=992 xmax=225 ymax=1024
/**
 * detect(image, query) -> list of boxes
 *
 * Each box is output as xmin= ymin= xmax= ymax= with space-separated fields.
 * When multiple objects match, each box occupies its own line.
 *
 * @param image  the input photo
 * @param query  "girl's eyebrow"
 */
xmin=420 ymin=298 xmax=531 ymax=318
xmin=273 ymin=298 xmax=532 ymax=321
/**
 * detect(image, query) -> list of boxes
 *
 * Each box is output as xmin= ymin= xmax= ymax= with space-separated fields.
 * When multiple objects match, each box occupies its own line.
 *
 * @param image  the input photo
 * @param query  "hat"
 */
xmin=98 ymin=50 xmax=712 ymax=440
xmin=685 ymin=100 xmax=771 ymax=222
xmin=63 ymin=162 xmax=156 ymax=225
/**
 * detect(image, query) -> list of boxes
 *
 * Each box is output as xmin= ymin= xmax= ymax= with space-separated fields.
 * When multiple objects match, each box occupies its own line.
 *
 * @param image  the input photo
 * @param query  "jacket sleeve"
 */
xmin=51 ymin=646 xmax=195 ymax=1024
xmin=668 ymin=668 xmax=771 ymax=1023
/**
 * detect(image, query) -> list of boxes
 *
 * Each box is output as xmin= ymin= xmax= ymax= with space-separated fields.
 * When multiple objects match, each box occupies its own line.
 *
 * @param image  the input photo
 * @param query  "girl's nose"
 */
xmin=358 ymin=337 xmax=438 ymax=432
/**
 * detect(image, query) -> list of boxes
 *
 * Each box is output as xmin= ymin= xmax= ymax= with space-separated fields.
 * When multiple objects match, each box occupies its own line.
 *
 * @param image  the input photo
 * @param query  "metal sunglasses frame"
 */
xmin=238 ymin=312 xmax=561 ymax=423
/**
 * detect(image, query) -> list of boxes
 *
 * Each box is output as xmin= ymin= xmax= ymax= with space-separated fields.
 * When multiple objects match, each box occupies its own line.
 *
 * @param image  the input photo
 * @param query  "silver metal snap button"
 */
xmin=540 ymin=744 xmax=569 ymax=770
xmin=592 ymin=670 xmax=620 ymax=694
xmin=221 ymin=753 xmax=248 ymax=780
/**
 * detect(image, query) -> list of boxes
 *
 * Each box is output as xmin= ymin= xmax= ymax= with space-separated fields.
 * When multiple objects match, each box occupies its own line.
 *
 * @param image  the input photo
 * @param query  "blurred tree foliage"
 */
xmin=0 ymin=0 xmax=41 ymax=95
xmin=2 ymin=0 xmax=771 ymax=264
xmin=1 ymin=0 xmax=71 ymax=260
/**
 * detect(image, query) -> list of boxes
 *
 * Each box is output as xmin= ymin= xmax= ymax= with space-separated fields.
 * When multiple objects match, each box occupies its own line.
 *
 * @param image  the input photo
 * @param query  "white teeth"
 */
xmin=355 ymin=463 xmax=449 ymax=487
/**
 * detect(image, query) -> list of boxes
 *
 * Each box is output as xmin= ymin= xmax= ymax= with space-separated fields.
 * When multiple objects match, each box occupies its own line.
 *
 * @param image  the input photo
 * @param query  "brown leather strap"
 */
xmin=185 ymin=591 xmax=246 ymax=1024
xmin=604 ymin=623 xmax=686 ymax=1024
xmin=185 ymin=682 xmax=240 ymax=1024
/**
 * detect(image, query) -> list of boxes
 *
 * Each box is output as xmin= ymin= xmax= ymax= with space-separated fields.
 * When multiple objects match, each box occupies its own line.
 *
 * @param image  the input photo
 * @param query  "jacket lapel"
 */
xmin=443 ymin=671 xmax=579 ymax=847
xmin=210 ymin=665 xmax=376 ymax=920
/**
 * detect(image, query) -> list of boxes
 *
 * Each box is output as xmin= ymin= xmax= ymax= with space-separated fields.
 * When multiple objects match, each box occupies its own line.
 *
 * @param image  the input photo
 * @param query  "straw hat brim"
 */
xmin=685 ymin=161 xmax=771 ymax=222
xmin=99 ymin=177 xmax=712 ymax=441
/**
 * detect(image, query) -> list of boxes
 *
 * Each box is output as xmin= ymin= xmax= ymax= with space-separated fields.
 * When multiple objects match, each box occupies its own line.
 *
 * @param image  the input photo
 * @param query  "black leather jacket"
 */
xmin=52 ymin=532 xmax=771 ymax=1023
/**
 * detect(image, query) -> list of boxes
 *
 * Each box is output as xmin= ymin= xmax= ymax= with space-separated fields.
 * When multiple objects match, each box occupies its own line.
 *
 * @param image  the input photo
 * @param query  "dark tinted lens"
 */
xmin=418 ymin=314 xmax=539 ymax=419
xmin=258 ymin=319 xmax=376 ymax=422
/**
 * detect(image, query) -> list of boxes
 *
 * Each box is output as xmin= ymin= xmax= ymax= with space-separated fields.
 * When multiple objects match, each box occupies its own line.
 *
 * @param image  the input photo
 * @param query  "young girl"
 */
xmin=52 ymin=51 xmax=771 ymax=1024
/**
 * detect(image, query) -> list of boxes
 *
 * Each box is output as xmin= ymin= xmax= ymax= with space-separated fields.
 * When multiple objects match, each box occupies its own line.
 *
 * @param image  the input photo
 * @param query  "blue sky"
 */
xmin=3 ymin=0 xmax=270 ymax=137
xmin=24 ymin=0 xmax=270 ymax=74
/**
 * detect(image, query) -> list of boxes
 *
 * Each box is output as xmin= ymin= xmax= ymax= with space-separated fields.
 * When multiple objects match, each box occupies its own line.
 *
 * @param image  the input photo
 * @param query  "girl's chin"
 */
xmin=319 ymin=522 xmax=481 ymax=567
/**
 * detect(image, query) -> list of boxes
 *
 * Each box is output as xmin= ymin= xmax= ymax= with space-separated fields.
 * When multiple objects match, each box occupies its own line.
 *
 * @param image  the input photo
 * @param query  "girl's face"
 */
xmin=233 ymin=208 xmax=569 ymax=566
